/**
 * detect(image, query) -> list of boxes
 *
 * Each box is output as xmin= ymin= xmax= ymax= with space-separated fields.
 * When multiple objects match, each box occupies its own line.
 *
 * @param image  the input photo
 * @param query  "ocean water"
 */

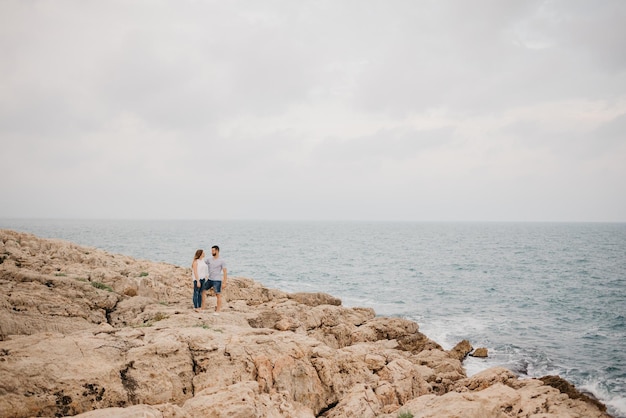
xmin=1 ymin=219 xmax=625 ymax=417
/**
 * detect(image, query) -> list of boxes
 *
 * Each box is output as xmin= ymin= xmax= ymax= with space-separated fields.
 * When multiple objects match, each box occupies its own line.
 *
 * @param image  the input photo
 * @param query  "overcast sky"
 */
xmin=1 ymin=1 xmax=625 ymax=222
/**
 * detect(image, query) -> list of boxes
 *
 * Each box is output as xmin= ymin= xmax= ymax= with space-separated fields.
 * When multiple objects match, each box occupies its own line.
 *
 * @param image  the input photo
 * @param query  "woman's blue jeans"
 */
xmin=193 ymin=279 xmax=205 ymax=308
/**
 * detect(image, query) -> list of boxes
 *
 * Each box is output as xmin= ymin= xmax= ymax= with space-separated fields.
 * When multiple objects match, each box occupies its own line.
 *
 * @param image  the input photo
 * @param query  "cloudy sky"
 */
xmin=1 ymin=1 xmax=625 ymax=221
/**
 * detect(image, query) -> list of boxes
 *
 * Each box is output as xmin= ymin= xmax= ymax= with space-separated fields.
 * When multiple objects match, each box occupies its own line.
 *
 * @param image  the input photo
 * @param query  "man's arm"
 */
xmin=222 ymin=267 xmax=227 ymax=287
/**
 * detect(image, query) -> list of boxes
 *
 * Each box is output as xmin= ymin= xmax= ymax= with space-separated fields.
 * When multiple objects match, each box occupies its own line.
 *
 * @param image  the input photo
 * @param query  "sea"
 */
xmin=1 ymin=219 xmax=625 ymax=417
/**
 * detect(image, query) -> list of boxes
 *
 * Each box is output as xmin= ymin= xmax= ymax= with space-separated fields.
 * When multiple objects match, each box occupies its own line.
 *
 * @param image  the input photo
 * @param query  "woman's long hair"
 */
xmin=193 ymin=249 xmax=204 ymax=263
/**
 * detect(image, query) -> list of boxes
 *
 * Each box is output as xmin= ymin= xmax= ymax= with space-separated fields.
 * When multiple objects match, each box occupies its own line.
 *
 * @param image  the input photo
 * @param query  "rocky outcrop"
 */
xmin=470 ymin=347 xmax=489 ymax=358
xmin=448 ymin=339 xmax=472 ymax=361
xmin=0 ymin=229 xmax=612 ymax=417
xmin=540 ymin=375 xmax=608 ymax=413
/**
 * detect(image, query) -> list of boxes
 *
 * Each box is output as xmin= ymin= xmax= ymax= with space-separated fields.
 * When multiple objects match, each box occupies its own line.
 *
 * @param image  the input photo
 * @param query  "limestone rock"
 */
xmin=288 ymin=291 xmax=341 ymax=306
xmin=454 ymin=366 xmax=517 ymax=391
xmin=448 ymin=339 xmax=473 ymax=360
xmin=380 ymin=383 xmax=522 ymax=418
xmin=540 ymin=375 xmax=608 ymax=413
xmin=470 ymin=347 xmax=488 ymax=358
xmin=74 ymin=404 xmax=187 ymax=418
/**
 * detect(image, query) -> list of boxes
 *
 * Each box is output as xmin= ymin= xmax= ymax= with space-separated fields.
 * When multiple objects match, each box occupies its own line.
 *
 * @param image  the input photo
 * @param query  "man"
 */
xmin=204 ymin=245 xmax=227 ymax=315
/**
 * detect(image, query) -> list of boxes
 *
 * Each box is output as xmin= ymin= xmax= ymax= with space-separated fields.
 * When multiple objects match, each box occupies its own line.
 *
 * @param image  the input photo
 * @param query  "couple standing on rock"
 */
xmin=191 ymin=246 xmax=227 ymax=315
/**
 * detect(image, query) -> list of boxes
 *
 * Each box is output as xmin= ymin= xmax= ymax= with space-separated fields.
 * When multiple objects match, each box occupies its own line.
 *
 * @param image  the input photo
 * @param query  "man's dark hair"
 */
xmin=212 ymin=245 xmax=220 ymax=252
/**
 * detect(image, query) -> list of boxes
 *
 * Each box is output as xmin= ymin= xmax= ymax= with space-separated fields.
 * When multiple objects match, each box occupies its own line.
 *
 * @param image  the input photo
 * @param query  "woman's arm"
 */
xmin=192 ymin=260 xmax=199 ymax=285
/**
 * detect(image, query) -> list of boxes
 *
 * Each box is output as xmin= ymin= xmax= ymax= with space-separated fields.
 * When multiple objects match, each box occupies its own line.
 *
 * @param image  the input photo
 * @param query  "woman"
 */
xmin=191 ymin=249 xmax=208 ymax=310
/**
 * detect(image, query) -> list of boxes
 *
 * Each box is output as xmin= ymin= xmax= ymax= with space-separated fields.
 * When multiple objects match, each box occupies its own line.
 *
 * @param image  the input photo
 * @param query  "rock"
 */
xmin=470 ymin=347 xmax=488 ymax=358
xmin=448 ymin=339 xmax=473 ymax=360
xmin=288 ymin=292 xmax=341 ymax=306
xmin=226 ymin=276 xmax=288 ymax=305
xmin=351 ymin=316 xmax=441 ymax=354
xmin=379 ymin=383 xmax=522 ymax=418
xmin=454 ymin=367 xmax=517 ymax=391
xmin=247 ymin=308 xmax=282 ymax=329
xmin=183 ymin=381 xmax=316 ymax=418
xmin=322 ymin=383 xmax=381 ymax=418
xmin=413 ymin=349 xmax=466 ymax=394
xmin=74 ymin=404 xmax=187 ymax=418
xmin=540 ymin=375 xmax=608 ymax=412
xmin=364 ymin=353 xmax=386 ymax=371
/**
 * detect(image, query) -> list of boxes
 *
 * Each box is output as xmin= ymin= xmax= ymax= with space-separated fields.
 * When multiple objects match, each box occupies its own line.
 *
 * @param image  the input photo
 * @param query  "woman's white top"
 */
xmin=192 ymin=258 xmax=209 ymax=281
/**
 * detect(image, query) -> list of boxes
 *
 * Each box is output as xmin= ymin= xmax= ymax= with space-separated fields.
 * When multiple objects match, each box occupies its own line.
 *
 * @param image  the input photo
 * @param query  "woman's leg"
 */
xmin=193 ymin=280 xmax=200 ymax=308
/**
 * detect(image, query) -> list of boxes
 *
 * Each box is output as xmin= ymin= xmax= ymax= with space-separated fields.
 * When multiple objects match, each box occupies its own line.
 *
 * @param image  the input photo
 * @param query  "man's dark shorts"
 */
xmin=205 ymin=279 xmax=222 ymax=294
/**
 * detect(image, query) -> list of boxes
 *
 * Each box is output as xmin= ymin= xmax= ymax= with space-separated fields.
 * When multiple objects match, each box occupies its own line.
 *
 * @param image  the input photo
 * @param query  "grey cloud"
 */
xmin=97 ymin=33 xmax=222 ymax=130
xmin=351 ymin=0 xmax=626 ymax=115
xmin=1 ymin=0 xmax=625 ymax=221
xmin=314 ymin=126 xmax=456 ymax=164
xmin=5 ymin=0 xmax=624 ymax=135
xmin=1 ymin=1 xmax=320 ymax=135
xmin=587 ymin=113 xmax=626 ymax=154
xmin=547 ymin=0 xmax=626 ymax=72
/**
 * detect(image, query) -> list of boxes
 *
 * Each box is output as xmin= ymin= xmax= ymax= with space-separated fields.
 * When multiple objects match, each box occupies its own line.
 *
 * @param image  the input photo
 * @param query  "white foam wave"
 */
xmin=579 ymin=381 xmax=626 ymax=418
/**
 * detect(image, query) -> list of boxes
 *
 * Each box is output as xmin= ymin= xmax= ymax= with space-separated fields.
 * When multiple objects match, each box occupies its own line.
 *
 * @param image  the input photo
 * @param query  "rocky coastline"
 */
xmin=0 ymin=229 xmax=611 ymax=417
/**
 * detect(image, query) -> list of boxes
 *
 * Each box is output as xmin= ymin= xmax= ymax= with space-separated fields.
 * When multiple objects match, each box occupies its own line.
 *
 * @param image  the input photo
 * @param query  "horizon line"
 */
xmin=1 ymin=217 xmax=625 ymax=224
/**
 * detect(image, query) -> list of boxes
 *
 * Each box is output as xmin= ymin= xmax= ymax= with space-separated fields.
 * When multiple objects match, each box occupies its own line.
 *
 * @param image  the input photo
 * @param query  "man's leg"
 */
xmin=214 ymin=280 xmax=223 ymax=312
xmin=200 ymin=288 xmax=207 ymax=310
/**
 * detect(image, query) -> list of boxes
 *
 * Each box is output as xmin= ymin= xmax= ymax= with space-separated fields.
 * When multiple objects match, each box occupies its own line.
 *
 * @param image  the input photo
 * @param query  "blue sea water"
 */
xmin=1 ymin=219 xmax=625 ymax=417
